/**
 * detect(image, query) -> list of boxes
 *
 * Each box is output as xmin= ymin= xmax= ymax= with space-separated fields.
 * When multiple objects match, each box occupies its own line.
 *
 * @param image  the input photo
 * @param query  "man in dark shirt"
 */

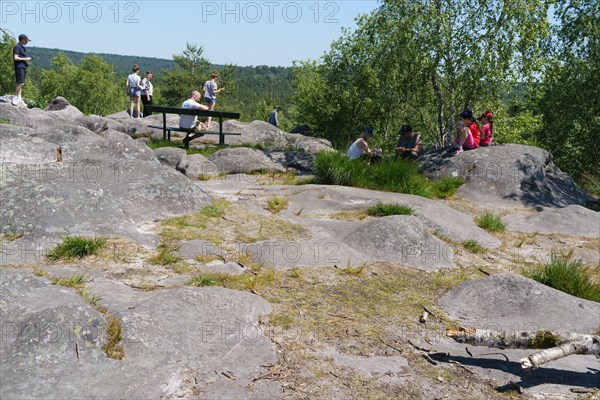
xmin=269 ymin=105 xmax=282 ymax=127
xmin=12 ymin=34 xmax=32 ymax=106
xmin=395 ymin=125 xmax=422 ymax=159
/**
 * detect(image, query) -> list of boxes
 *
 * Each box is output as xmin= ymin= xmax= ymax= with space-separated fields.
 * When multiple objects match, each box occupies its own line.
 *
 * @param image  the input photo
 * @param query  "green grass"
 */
xmin=462 ymin=240 xmax=485 ymax=254
xmin=474 ymin=211 xmax=506 ymax=233
xmin=201 ymin=201 xmax=227 ymax=217
xmin=366 ymin=202 xmax=415 ymax=217
xmin=148 ymin=241 xmax=181 ymax=266
xmin=46 ymin=236 xmax=108 ymax=260
xmin=147 ymin=138 xmax=176 ymax=149
xmin=188 ymin=270 xmax=276 ymax=291
xmin=524 ymin=255 xmax=600 ymax=302
xmin=188 ymin=272 xmax=223 ymax=287
xmin=312 ymin=151 xmax=463 ymax=199
xmin=51 ymin=272 xmax=87 ymax=288
xmin=267 ymin=196 xmax=289 ymax=214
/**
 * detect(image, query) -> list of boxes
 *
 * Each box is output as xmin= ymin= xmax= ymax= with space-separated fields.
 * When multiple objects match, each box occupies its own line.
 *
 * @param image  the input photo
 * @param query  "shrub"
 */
xmin=46 ymin=236 xmax=107 ymax=260
xmin=367 ymin=203 xmax=414 ymax=217
xmin=475 ymin=212 xmax=506 ymax=233
xmin=524 ymin=255 xmax=600 ymax=302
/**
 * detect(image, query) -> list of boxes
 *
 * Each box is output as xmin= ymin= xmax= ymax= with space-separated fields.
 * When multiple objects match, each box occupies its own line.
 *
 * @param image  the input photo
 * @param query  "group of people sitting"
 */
xmin=347 ymin=109 xmax=494 ymax=162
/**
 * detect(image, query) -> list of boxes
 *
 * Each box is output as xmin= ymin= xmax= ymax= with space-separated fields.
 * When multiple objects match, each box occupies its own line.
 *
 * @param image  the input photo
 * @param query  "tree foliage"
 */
xmin=292 ymin=0 xmax=551 ymax=147
xmin=537 ymin=0 xmax=600 ymax=179
xmin=40 ymin=52 xmax=123 ymax=115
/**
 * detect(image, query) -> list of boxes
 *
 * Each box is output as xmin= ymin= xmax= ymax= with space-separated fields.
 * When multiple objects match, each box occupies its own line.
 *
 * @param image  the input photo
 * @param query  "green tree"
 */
xmin=293 ymin=0 xmax=551 ymax=147
xmin=0 ymin=32 xmax=16 ymax=96
xmin=537 ymin=0 xmax=600 ymax=179
xmin=40 ymin=52 xmax=123 ymax=115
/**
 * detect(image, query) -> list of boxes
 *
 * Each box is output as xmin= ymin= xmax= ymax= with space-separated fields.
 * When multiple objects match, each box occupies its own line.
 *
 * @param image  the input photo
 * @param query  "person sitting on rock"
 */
xmin=347 ymin=127 xmax=382 ymax=162
xmin=180 ymin=91 xmax=209 ymax=149
xmin=452 ymin=109 xmax=480 ymax=155
xmin=395 ymin=124 xmax=422 ymax=160
xmin=478 ymin=110 xmax=494 ymax=146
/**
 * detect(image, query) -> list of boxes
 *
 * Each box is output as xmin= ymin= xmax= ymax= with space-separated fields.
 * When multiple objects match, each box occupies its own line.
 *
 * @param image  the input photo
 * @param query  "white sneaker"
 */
xmin=11 ymin=97 xmax=18 ymax=106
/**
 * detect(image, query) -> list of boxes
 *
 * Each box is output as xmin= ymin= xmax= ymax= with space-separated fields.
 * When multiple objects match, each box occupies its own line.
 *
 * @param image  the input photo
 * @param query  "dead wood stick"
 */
xmin=520 ymin=340 xmax=599 ymax=369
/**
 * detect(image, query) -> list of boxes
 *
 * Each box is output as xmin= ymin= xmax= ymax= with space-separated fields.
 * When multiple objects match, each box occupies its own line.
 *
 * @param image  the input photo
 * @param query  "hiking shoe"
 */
xmin=11 ymin=97 xmax=19 ymax=106
xmin=453 ymin=148 xmax=463 ymax=155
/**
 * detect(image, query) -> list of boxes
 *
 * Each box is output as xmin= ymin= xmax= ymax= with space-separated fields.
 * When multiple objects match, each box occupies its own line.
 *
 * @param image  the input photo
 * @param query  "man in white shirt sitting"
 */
xmin=180 ymin=91 xmax=209 ymax=148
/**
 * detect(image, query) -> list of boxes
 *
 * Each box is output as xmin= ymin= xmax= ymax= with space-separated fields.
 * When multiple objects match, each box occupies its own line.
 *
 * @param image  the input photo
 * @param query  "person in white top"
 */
xmin=180 ymin=91 xmax=209 ymax=148
xmin=125 ymin=64 xmax=143 ymax=118
xmin=140 ymin=71 xmax=154 ymax=117
xmin=347 ymin=127 xmax=382 ymax=161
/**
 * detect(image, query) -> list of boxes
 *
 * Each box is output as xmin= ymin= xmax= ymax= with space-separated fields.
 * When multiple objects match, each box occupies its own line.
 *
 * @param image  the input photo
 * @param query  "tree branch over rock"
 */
xmin=446 ymin=326 xmax=600 ymax=370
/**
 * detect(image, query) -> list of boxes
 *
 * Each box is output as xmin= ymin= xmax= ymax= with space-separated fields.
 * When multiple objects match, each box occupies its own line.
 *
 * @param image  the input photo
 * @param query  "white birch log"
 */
xmin=446 ymin=326 xmax=599 ymax=369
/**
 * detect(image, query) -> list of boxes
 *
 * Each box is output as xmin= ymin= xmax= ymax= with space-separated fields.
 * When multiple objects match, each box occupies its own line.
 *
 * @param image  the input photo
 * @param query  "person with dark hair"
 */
xmin=126 ymin=64 xmax=143 ymax=118
xmin=478 ymin=110 xmax=494 ymax=146
xmin=269 ymin=105 xmax=282 ymax=127
xmin=141 ymin=71 xmax=154 ymax=117
xmin=395 ymin=125 xmax=422 ymax=159
xmin=452 ymin=109 xmax=480 ymax=155
xmin=12 ymin=34 xmax=32 ymax=106
xmin=203 ymin=73 xmax=225 ymax=128
xmin=347 ymin=127 xmax=382 ymax=162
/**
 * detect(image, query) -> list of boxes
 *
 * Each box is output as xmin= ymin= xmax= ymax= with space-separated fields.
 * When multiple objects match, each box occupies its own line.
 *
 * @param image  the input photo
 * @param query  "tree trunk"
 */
xmin=446 ymin=326 xmax=600 ymax=370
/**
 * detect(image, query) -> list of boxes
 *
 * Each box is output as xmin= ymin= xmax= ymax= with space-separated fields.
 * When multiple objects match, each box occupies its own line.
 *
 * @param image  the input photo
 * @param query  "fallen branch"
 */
xmin=446 ymin=326 xmax=599 ymax=369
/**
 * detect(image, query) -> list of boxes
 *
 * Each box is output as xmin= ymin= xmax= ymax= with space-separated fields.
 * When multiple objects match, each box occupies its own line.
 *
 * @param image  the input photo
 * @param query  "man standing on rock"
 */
xmin=12 ymin=34 xmax=32 ymax=106
xmin=180 ymin=91 xmax=208 ymax=148
xmin=269 ymin=105 xmax=282 ymax=128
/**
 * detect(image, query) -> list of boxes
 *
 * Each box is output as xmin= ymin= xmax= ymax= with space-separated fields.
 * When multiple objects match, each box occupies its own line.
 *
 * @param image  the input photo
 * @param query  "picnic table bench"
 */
xmin=145 ymin=105 xmax=241 ymax=146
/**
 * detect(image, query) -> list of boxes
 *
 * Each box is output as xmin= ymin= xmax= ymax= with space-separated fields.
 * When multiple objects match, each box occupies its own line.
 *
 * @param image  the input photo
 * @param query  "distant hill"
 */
xmin=28 ymin=46 xmax=295 ymax=115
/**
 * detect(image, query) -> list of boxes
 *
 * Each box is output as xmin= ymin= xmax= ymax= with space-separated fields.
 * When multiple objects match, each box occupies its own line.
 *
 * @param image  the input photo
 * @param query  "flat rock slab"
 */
xmin=503 ymin=205 xmax=600 ymax=238
xmin=276 ymin=185 xmax=501 ymax=248
xmin=0 ymin=269 xmax=280 ymax=399
xmin=177 ymin=239 xmax=226 ymax=260
xmin=342 ymin=216 xmax=454 ymax=271
xmin=438 ymin=273 xmax=600 ymax=333
xmin=432 ymin=338 xmax=599 ymax=398
xmin=419 ymin=144 xmax=595 ymax=209
xmin=209 ymin=147 xmax=286 ymax=174
xmin=245 ymin=239 xmax=369 ymax=270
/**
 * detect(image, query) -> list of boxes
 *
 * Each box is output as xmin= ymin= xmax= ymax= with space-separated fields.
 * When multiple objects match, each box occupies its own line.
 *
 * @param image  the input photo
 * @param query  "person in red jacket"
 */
xmin=453 ymin=109 xmax=480 ymax=155
xmin=478 ymin=110 xmax=494 ymax=146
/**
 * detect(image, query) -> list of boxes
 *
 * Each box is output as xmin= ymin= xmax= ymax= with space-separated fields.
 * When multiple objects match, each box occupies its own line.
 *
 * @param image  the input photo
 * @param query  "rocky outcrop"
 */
xmin=0 ymin=270 xmax=280 ymax=399
xmin=209 ymin=147 xmax=286 ymax=174
xmin=438 ymin=273 xmax=600 ymax=333
xmin=503 ymin=205 xmax=600 ymax=237
xmin=177 ymin=153 xmax=219 ymax=178
xmin=419 ymin=144 xmax=596 ymax=208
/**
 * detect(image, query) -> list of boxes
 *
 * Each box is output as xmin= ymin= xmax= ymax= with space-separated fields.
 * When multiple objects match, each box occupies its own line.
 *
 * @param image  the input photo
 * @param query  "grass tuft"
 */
xmin=46 ymin=236 xmax=107 ymax=260
xmin=462 ymin=240 xmax=485 ymax=254
xmin=524 ymin=254 xmax=600 ymax=302
xmin=188 ymin=273 xmax=223 ymax=287
xmin=366 ymin=202 xmax=414 ymax=217
xmin=312 ymin=151 xmax=464 ymax=198
xmin=102 ymin=314 xmax=124 ymax=360
xmin=267 ymin=196 xmax=289 ymax=214
xmin=474 ymin=212 xmax=505 ymax=233
xmin=51 ymin=272 xmax=87 ymax=288
xmin=148 ymin=241 xmax=181 ymax=266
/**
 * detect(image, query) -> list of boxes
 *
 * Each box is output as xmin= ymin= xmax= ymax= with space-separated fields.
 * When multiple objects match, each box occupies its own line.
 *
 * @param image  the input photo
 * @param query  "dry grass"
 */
xmin=330 ymin=209 xmax=370 ymax=221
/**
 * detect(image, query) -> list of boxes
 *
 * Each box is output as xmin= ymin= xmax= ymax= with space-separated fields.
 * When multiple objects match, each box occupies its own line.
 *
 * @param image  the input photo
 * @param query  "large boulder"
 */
xmin=43 ymin=96 xmax=84 ymax=120
xmin=438 ymin=273 xmax=600 ymax=333
xmin=153 ymin=147 xmax=187 ymax=168
xmin=209 ymin=147 xmax=285 ymax=174
xmin=75 ymin=114 xmax=128 ymax=134
xmin=176 ymin=153 xmax=219 ymax=179
xmin=342 ymin=216 xmax=454 ymax=271
xmin=503 ymin=205 xmax=600 ymax=238
xmin=0 ymin=270 xmax=280 ymax=399
xmin=221 ymin=120 xmax=334 ymax=154
xmin=268 ymin=152 xmax=315 ymax=174
xmin=419 ymin=144 xmax=595 ymax=208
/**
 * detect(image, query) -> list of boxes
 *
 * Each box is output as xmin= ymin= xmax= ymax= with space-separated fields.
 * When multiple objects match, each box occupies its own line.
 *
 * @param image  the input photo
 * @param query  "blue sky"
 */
xmin=1 ymin=0 xmax=379 ymax=66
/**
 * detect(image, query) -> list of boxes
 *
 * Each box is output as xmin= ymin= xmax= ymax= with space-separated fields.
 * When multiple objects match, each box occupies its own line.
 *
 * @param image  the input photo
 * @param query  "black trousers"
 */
xmin=141 ymin=95 xmax=153 ymax=117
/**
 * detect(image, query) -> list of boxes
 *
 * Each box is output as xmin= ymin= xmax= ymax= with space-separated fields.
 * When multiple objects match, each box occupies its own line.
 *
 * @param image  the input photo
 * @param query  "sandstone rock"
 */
xmin=221 ymin=120 xmax=333 ymax=154
xmin=177 ymin=153 xmax=220 ymax=178
xmin=438 ymin=273 xmax=600 ymax=333
xmin=268 ymin=152 xmax=315 ymax=173
xmin=75 ymin=114 xmax=128 ymax=134
xmin=153 ymin=147 xmax=187 ymax=168
xmin=342 ymin=216 xmax=454 ymax=271
xmin=0 ymin=270 xmax=280 ymax=399
xmin=209 ymin=147 xmax=285 ymax=174
xmin=419 ymin=144 xmax=595 ymax=208
xmin=43 ymin=96 xmax=84 ymax=120
xmin=503 ymin=205 xmax=600 ymax=238
xmin=177 ymin=239 xmax=226 ymax=260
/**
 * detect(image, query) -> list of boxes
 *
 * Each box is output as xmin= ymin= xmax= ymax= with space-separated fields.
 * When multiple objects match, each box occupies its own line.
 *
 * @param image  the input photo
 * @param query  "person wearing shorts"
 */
xmin=453 ymin=109 xmax=480 ymax=155
xmin=203 ymin=73 xmax=224 ymax=128
xmin=126 ymin=64 xmax=143 ymax=118
xmin=12 ymin=34 xmax=32 ymax=106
